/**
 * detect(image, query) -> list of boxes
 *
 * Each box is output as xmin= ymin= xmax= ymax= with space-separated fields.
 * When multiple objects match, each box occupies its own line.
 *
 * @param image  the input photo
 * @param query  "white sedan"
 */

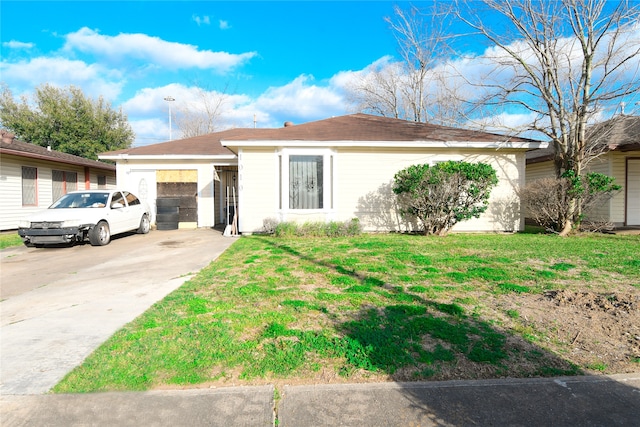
xmin=18 ymin=190 xmax=151 ymax=247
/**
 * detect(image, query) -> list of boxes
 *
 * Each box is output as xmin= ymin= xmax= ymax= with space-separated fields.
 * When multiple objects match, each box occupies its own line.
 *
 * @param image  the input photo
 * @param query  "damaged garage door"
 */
xmin=157 ymin=170 xmax=197 ymax=228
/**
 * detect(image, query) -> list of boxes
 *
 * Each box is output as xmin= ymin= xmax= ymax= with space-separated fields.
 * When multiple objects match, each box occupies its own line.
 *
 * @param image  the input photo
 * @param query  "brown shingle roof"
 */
xmin=0 ymin=133 xmax=115 ymax=171
xmin=222 ymin=113 xmax=538 ymax=143
xmin=590 ymin=114 xmax=640 ymax=151
xmin=101 ymin=128 xmax=260 ymax=157
xmin=100 ymin=113 xmax=543 ymax=159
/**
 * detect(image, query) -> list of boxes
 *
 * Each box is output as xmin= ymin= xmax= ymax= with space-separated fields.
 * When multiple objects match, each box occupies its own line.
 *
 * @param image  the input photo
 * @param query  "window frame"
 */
xmin=52 ymin=170 xmax=78 ymax=201
xmin=21 ymin=166 xmax=38 ymax=206
xmin=278 ymin=148 xmax=335 ymax=213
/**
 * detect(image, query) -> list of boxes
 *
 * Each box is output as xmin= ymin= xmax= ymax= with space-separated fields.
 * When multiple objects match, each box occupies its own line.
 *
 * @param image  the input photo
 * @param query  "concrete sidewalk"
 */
xmin=1 ymin=374 xmax=639 ymax=426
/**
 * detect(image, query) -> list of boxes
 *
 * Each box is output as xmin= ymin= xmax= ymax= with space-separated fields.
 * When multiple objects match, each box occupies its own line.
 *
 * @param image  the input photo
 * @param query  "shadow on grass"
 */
xmin=253 ymin=236 xmax=581 ymax=382
xmin=254 ymin=236 xmax=640 ymax=424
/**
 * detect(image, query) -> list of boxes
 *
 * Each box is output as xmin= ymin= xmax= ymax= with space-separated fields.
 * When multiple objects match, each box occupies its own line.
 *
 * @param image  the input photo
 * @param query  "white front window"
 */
xmin=279 ymin=149 xmax=334 ymax=212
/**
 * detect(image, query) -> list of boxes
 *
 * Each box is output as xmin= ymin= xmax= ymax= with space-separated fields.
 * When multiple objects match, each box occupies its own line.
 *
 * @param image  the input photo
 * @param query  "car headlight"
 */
xmin=61 ymin=219 xmax=81 ymax=228
xmin=18 ymin=219 xmax=31 ymax=228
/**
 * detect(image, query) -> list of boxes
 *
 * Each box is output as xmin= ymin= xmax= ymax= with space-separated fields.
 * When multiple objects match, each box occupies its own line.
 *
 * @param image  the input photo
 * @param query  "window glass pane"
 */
xmin=98 ymin=176 xmax=106 ymax=189
xmin=124 ymin=191 xmax=140 ymax=205
xmin=22 ymin=167 xmax=37 ymax=206
xmin=66 ymin=172 xmax=77 ymax=192
xmin=52 ymin=170 xmax=64 ymax=201
xmin=111 ymin=192 xmax=125 ymax=208
xmin=289 ymin=155 xmax=323 ymax=209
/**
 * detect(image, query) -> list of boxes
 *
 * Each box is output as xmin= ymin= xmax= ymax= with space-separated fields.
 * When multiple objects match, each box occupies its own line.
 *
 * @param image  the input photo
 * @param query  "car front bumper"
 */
xmin=18 ymin=227 xmax=84 ymax=244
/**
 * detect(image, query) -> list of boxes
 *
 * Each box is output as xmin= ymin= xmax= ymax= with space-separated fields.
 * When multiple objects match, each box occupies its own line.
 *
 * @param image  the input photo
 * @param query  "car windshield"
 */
xmin=50 ymin=192 xmax=109 ymax=209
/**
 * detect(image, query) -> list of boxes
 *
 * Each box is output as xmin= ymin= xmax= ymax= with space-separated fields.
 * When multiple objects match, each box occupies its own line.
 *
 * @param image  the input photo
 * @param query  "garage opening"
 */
xmin=157 ymin=170 xmax=197 ymax=228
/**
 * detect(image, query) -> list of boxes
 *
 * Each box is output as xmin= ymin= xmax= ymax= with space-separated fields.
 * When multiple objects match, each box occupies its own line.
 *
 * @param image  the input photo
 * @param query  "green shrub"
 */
xmin=269 ymin=218 xmax=362 ymax=238
xmin=393 ymin=161 xmax=498 ymax=236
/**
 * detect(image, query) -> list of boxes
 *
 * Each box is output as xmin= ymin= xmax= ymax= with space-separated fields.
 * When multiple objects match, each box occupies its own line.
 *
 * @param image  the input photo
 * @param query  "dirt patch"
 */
xmin=500 ymin=289 xmax=640 ymax=374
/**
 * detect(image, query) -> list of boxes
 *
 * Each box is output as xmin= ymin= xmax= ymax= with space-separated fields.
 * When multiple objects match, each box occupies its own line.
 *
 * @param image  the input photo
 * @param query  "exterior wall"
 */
xmin=525 ymin=150 xmax=640 ymax=226
xmin=584 ymin=157 xmax=612 ymax=222
xmin=238 ymin=147 xmax=527 ymax=234
xmin=0 ymin=154 xmax=115 ymax=230
xmin=237 ymin=148 xmax=279 ymax=232
xmin=114 ymin=159 xmax=226 ymax=228
xmin=525 ymin=161 xmax=555 ymax=185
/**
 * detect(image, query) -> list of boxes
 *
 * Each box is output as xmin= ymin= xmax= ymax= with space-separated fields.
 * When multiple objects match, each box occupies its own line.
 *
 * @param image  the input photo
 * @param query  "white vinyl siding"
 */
xmin=238 ymin=146 xmax=526 ymax=234
xmin=525 ymin=161 xmax=555 ymax=185
xmin=525 ymin=151 xmax=640 ymax=226
xmin=236 ymin=148 xmax=278 ymax=232
xmin=0 ymin=154 xmax=116 ymax=230
xmin=336 ymin=148 xmax=524 ymax=233
xmin=583 ymin=158 xmax=612 ymax=222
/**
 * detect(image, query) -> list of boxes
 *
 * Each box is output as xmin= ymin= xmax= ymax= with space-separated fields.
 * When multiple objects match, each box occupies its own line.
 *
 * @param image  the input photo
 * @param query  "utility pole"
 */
xmin=164 ymin=96 xmax=175 ymax=140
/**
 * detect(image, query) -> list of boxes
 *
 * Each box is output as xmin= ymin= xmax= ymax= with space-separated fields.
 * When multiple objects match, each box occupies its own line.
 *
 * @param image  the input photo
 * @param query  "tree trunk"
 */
xmin=559 ymin=218 xmax=573 ymax=236
xmin=559 ymin=197 xmax=577 ymax=236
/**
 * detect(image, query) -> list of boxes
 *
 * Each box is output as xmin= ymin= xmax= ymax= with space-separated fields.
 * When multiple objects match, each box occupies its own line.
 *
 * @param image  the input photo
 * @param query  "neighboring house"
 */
xmin=100 ymin=114 xmax=546 ymax=233
xmin=526 ymin=115 xmax=640 ymax=227
xmin=0 ymin=131 xmax=117 ymax=231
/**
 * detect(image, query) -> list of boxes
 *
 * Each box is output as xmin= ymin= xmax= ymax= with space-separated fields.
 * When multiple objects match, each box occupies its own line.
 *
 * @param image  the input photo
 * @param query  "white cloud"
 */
xmin=122 ymin=74 xmax=352 ymax=145
xmin=3 ymin=40 xmax=34 ymax=49
xmin=219 ymin=20 xmax=231 ymax=30
xmin=0 ymin=57 xmax=124 ymax=99
xmin=63 ymin=27 xmax=257 ymax=72
xmin=129 ymin=117 xmax=174 ymax=146
xmin=192 ymin=15 xmax=211 ymax=26
xmin=252 ymin=75 xmax=346 ymax=122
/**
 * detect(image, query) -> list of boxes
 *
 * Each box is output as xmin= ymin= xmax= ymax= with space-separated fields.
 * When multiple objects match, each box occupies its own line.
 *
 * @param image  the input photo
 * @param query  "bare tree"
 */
xmin=173 ymin=85 xmax=231 ymax=138
xmin=455 ymin=0 xmax=640 ymax=234
xmin=346 ymin=3 xmax=473 ymax=126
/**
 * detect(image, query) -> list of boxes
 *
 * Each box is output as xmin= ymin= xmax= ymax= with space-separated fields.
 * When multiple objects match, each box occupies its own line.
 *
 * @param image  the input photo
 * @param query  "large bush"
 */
xmin=521 ymin=172 xmax=621 ymax=233
xmin=393 ymin=161 xmax=499 ymax=236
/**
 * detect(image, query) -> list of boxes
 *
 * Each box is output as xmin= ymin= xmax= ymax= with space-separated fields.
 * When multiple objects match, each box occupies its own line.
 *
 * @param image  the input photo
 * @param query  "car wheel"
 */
xmin=89 ymin=221 xmax=111 ymax=246
xmin=137 ymin=214 xmax=151 ymax=234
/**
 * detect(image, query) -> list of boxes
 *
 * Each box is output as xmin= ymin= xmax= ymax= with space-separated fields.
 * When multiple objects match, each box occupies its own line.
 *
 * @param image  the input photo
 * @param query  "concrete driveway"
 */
xmin=0 ymin=228 xmax=236 ymax=395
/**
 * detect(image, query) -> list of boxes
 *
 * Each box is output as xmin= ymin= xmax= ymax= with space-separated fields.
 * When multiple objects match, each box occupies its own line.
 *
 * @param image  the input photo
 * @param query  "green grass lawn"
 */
xmin=53 ymin=232 xmax=640 ymax=393
xmin=0 ymin=233 xmax=23 ymax=249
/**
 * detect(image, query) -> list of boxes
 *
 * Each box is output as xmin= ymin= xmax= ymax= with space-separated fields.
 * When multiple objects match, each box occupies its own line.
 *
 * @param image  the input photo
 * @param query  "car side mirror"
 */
xmin=111 ymin=202 xmax=124 ymax=209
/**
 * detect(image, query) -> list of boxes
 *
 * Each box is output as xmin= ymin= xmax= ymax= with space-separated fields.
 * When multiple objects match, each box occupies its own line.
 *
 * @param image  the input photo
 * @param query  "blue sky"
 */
xmin=2 ymin=1 xmax=410 ymax=145
xmin=2 ymin=1 xmax=639 ymax=146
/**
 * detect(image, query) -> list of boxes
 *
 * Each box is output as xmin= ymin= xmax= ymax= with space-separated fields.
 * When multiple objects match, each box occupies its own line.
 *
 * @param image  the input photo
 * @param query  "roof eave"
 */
xmin=1 ymin=148 xmax=116 ymax=171
xmin=221 ymin=139 xmax=548 ymax=150
xmin=98 ymin=154 xmax=238 ymax=161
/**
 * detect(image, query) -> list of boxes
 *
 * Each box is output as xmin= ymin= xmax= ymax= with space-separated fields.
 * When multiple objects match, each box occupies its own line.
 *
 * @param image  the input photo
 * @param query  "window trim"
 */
xmin=52 ymin=170 xmax=78 ymax=201
xmin=22 ymin=166 xmax=38 ymax=206
xmin=278 ymin=148 xmax=335 ymax=213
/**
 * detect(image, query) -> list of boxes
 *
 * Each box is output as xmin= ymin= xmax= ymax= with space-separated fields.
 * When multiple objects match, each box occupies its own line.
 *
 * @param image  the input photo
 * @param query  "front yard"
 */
xmin=54 ymin=232 xmax=640 ymax=393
